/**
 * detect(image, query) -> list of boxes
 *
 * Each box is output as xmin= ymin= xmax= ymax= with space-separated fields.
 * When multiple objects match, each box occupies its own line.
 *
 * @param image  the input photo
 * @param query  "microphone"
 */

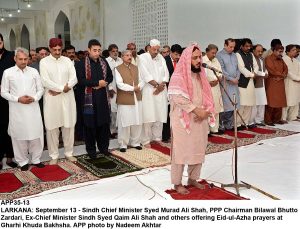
xmin=202 ymin=63 xmax=222 ymax=74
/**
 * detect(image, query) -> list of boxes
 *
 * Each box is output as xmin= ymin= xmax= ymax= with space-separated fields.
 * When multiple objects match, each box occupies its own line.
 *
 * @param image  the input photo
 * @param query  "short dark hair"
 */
xmin=225 ymin=38 xmax=235 ymax=45
xmin=271 ymin=39 xmax=282 ymax=49
xmin=108 ymin=44 xmax=118 ymax=51
xmin=170 ymin=44 xmax=182 ymax=54
xmin=88 ymin=39 xmax=101 ymax=49
xmin=0 ymin=33 xmax=3 ymax=41
xmin=206 ymin=44 xmax=218 ymax=52
xmin=65 ymin=45 xmax=75 ymax=51
xmin=101 ymin=49 xmax=109 ymax=58
xmin=296 ymin=44 xmax=300 ymax=50
xmin=36 ymin=47 xmax=49 ymax=53
xmin=285 ymin=44 xmax=296 ymax=53
xmin=240 ymin=38 xmax=252 ymax=46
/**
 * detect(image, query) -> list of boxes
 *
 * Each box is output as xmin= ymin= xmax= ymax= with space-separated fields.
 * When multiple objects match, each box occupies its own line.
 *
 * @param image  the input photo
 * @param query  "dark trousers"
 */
xmin=264 ymin=106 xmax=282 ymax=124
xmin=0 ymin=125 xmax=14 ymax=161
xmin=219 ymin=111 xmax=234 ymax=130
xmin=162 ymin=105 xmax=171 ymax=141
xmin=84 ymin=123 xmax=110 ymax=156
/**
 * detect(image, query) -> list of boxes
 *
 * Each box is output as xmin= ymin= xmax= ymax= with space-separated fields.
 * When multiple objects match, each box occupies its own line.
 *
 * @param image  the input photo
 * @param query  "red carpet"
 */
xmin=151 ymin=143 xmax=171 ymax=155
xmin=31 ymin=165 xmax=71 ymax=182
xmin=166 ymin=180 xmax=247 ymax=200
xmin=0 ymin=173 xmax=23 ymax=193
xmin=208 ymin=135 xmax=233 ymax=144
xmin=0 ymin=160 xmax=98 ymax=200
xmin=224 ymin=130 xmax=255 ymax=138
xmin=246 ymin=127 xmax=276 ymax=134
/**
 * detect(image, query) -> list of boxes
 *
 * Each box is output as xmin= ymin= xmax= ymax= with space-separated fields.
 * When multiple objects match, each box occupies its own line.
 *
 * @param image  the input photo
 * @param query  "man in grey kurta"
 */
xmin=216 ymin=38 xmax=240 ymax=130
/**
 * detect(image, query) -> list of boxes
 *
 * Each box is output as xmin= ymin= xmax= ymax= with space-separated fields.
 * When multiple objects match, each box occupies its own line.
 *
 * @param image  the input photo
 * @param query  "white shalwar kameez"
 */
xmin=138 ymin=52 xmax=169 ymax=144
xmin=1 ymin=66 xmax=44 ymax=166
xmin=40 ymin=55 xmax=77 ymax=159
xmin=115 ymin=69 xmax=144 ymax=148
xmin=106 ymin=56 xmax=123 ymax=134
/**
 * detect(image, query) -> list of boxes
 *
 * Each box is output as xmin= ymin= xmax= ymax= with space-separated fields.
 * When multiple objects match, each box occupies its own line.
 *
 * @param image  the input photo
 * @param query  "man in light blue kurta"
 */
xmin=216 ymin=38 xmax=240 ymax=130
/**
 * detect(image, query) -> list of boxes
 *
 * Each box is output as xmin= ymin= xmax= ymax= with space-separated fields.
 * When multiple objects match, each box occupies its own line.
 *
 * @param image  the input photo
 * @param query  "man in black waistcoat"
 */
xmin=236 ymin=38 xmax=259 ymax=129
xmin=162 ymin=44 xmax=182 ymax=142
xmin=0 ymin=33 xmax=18 ymax=170
xmin=75 ymin=39 xmax=113 ymax=159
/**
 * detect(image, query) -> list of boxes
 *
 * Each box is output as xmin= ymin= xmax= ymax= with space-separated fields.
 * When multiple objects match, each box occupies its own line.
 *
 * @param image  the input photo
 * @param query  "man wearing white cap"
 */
xmin=138 ymin=39 xmax=169 ymax=146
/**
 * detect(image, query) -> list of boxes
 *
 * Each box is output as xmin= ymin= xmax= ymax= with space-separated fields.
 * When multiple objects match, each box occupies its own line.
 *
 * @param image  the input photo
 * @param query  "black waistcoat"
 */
xmin=237 ymin=49 xmax=253 ymax=88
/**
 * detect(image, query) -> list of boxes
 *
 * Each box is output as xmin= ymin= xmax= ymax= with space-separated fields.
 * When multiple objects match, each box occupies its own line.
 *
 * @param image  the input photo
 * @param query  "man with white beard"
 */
xmin=138 ymin=39 xmax=169 ymax=146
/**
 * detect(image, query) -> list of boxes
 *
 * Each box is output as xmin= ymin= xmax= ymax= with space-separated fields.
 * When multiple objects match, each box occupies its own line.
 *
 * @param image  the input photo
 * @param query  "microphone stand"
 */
xmin=211 ymin=69 xmax=250 ymax=196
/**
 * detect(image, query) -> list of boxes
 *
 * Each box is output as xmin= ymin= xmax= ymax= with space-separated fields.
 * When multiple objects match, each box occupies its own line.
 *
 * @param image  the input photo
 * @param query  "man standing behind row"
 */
xmin=76 ymin=39 xmax=113 ymax=158
xmin=162 ymin=44 xmax=182 ymax=142
xmin=40 ymin=38 xmax=78 ymax=164
xmin=138 ymin=39 xmax=169 ymax=146
xmin=0 ymin=33 xmax=18 ymax=170
xmin=106 ymin=44 xmax=122 ymax=138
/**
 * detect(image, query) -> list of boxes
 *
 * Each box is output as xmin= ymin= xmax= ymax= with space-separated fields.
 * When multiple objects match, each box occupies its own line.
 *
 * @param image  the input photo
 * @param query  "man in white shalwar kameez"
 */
xmin=203 ymin=44 xmax=224 ymax=134
xmin=40 ymin=38 xmax=78 ymax=164
xmin=282 ymin=45 xmax=300 ymax=121
xmin=1 ymin=47 xmax=45 ymax=171
xmin=106 ymin=44 xmax=123 ymax=137
xmin=138 ymin=39 xmax=169 ymax=146
xmin=250 ymin=44 xmax=268 ymax=126
xmin=236 ymin=38 xmax=259 ymax=128
xmin=115 ymin=50 xmax=144 ymax=152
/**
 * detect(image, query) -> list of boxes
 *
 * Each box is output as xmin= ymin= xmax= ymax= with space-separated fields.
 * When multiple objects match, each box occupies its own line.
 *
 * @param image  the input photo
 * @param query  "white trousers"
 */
xmin=282 ymin=105 xmax=299 ymax=121
xmin=110 ymin=112 xmax=118 ymax=134
xmin=46 ymin=127 xmax=74 ymax=160
xmin=142 ymin=122 xmax=163 ymax=145
xmin=210 ymin=113 xmax=220 ymax=133
xmin=11 ymin=137 xmax=43 ymax=167
xmin=237 ymin=105 xmax=252 ymax=126
xmin=118 ymin=125 xmax=142 ymax=149
xmin=250 ymin=105 xmax=265 ymax=124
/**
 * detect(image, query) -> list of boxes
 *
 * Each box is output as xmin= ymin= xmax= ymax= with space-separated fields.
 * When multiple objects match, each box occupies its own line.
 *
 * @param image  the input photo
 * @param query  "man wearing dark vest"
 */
xmin=0 ymin=33 xmax=18 ymax=170
xmin=76 ymin=39 xmax=113 ymax=159
xmin=115 ymin=50 xmax=144 ymax=152
xmin=162 ymin=44 xmax=182 ymax=142
xmin=236 ymin=38 xmax=258 ymax=129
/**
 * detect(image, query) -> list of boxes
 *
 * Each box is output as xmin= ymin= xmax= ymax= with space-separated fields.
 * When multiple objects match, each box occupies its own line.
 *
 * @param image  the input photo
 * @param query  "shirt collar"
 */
xmin=15 ymin=65 xmax=28 ymax=72
xmin=49 ymin=54 xmax=61 ymax=60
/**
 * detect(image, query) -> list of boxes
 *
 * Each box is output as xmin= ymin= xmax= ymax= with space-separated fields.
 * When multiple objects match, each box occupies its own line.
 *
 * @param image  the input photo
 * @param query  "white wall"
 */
xmin=168 ymin=0 xmax=300 ymax=49
xmin=103 ymin=0 xmax=133 ymax=50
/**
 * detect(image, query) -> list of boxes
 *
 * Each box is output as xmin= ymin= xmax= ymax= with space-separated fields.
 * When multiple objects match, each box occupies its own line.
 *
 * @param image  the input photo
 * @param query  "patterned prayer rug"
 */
xmin=156 ymin=126 xmax=298 ymax=155
xmin=111 ymin=147 xmax=171 ymax=168
xmin=165 ymin=180 xmax=248 ymax=200
xmin=0 ymin=160 xmax=98 ymax=200
xmin=76 ymin=154 xmax=141 ymax=178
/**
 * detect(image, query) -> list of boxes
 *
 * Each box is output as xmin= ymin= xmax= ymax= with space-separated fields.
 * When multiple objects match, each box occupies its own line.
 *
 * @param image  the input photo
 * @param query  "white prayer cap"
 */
xmin=150 ymin=39 xmax=160 ymax=47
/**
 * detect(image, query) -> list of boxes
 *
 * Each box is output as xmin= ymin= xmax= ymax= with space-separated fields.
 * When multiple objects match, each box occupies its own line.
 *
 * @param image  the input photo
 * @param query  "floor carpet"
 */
xmin=165 ymin=180 xmax=248 ymax=200
xmin=0 ymin=160 xmax=98 ymax=200
xmin=76 ymin=154 xmax=141 ymax=178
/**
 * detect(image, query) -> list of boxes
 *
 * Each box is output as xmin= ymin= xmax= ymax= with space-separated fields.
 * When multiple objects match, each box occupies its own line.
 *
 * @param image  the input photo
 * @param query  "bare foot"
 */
xmin=174 ymin=184 xmax=190 ymax=195
xmin=188 ymin=179 xmax=205 ymax=189
xmin=144 ymin=144 xmax=151 ymax=148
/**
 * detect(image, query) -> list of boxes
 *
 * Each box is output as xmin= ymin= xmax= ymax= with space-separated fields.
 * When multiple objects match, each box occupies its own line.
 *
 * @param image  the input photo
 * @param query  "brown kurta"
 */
xmin=170 ymin=73 xmax=209 ymax=165
xmin=265 ymin=54 xmax=288 ymax=108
